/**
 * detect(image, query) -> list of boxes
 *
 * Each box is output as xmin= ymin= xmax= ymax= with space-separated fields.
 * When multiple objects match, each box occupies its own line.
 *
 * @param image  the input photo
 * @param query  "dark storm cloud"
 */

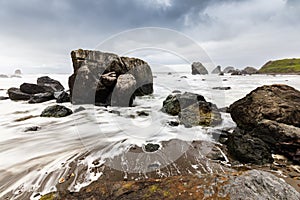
xmin=0 ymin=0 xmax=299 ymax=73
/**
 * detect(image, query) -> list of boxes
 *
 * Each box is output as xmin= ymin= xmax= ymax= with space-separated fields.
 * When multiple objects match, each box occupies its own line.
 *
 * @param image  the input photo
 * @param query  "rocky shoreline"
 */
xmin=1 ymin=50 xmax=300 ymax=199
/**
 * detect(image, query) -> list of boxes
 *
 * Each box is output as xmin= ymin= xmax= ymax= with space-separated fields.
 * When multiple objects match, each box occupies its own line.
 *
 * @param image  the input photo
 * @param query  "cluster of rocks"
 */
xmin=162 ymin=92 xmax=222 ymax=127
xmin=191 ymin=62 xmax=258 ymax=75
xmin=226 ymin=84 xmax=300 ymax=164
xmin=7 ymin=76 xmax=70 ymax=104
xmin=68 ymin=49 xmax=153 ymax=106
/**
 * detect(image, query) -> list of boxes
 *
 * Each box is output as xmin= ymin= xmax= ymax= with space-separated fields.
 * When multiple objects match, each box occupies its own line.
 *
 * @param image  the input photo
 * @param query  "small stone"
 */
xmin=144 ymin=143 xmax=160 ymax=152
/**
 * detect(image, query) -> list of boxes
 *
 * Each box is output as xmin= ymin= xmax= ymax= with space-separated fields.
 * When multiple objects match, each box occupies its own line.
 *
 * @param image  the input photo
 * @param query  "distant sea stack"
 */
xmin=191 ymin=62 xmax=208 ymax=75
xmin=14 ymin=69 xmax=22 ymax=75
xmin=259 ymin=58 xmax=300 ymax=74
xmin=69 ymin=49 xmax=153 ymax=106
xmin=211 ymin=65 xmax=222 ymax=74
xmin=241 ymin=66 xmax=258 ymax=75
xmin=223 ymin=66 xmax=235 ymax=73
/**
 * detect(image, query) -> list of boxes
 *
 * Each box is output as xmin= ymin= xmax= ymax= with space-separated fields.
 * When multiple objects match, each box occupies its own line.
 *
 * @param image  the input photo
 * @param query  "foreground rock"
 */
xmin=228 ymin=84 xmax=300 ymax=164
xmin=42 ymin=169 xmax=300 ymax=200
xmin=20 ymin=83 xmax=47 ymax=94
xmin=40 ymin=105 xmax=73 ymax=117
xmin=162 ymin=92 xmax=222 ymax=126
xmin=69 ymin=49 xmax=153 ymax=106
xmin=191 ymin=62 xmax=208 ymax=75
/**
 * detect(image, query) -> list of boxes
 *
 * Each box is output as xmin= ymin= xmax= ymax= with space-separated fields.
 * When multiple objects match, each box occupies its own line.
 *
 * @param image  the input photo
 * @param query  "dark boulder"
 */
xmin=37 ymin=76 xmax=64 ymax=93
xmin=40 ymin=105 xmax=73 ymax=118
xmin=212 ymin=87 xmax=231 ymax=90
xmin=162 ymin=92 xmax=221 ymax=127
xmin=20 ymin=83 xmax=47 ymax=94
xmin=144 ymin=143 xmax=160 ymax=152
xmin=228 ymin=84 xmax=300 ymax=163
xmin=231 ymin=70 xmax=242 ymax=75
xmin=55 ymin=91 xmax=70 ymax=103
xmin=191 ymin=62 xmax=208 ymax=75
xmin=229 ymin=84 xmax=300 ymax=130
xmin=226 ymin=129 xmax=273 ymax=165
xmin=24 ymin=126 xmax=41 ymax=132
xmin=0 ymin=96 xmax=9 ymax=100
xmin=68 ymin=49 xmax=153 ymax=106
xmin=7 ymin=88 xmax=31 ymax=101
xmin=28 ymin=93 xmax=54 ymax=104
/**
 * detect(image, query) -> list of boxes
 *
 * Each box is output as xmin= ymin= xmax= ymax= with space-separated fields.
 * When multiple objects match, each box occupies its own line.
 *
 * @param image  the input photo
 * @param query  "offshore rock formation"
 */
xmin=211 ymin=65 xmax=222 ymax=74
xmin=68 ymin=49 xmax=153 ymax=106
xmin=191 ymin=62 xmax=208 ymax=75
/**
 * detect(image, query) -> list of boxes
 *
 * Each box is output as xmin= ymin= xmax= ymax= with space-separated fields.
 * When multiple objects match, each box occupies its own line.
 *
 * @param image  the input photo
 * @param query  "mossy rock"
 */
xmin=40 ymin=105 xmax=73 ymax=118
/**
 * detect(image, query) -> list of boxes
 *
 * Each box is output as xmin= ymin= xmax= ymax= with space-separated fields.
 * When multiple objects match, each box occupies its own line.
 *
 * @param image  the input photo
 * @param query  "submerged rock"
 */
xmin=69 ymin=49 xmax=153 ymax=106
xmin=7 ymin=88 xmax=31 ymax=101
xmin=191 ymin=62 xmax=208 ymax=75
xmin=24 ymin=126 xmax=41 ymax=132
xmin=40 ymin=105 xmax=73 ymax=118
xmin=212 ymin=87 xmax=231 ymax=90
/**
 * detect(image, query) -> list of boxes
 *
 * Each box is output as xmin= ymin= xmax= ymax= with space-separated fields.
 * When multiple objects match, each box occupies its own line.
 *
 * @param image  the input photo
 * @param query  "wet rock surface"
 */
xmin=40 ymin=105 xmax=73 ymax=118
xmin=228 ymin=84 xmax=300 ymax=164
xmin=7 ymin=87 xmax=31 ymax=100
xmin=162 ymin=92 xmax=222 ymax=127
xmin=68 ymin=49 xmax=153 ymax=106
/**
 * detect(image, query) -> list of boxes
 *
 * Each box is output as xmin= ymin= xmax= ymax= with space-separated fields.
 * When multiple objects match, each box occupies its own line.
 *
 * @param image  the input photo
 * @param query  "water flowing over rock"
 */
xmin=162 ymin=92 xmax=222 ymax=127
xmin=40 ymin=105 xmax=73 ymax=118
xmin=228 ymin=84 xmax=300 ymax=164
xmin=68 ymin=49 xmax=153 ymax=106
xmin=191 ymin=62 xmax=208 ymax=75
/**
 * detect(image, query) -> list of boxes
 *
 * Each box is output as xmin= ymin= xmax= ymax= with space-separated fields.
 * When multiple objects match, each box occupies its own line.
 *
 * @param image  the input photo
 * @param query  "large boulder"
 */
xmin=162 ymin=92 xmax=221 ymax=127
xmin=20 ymin=83 xmax=47 ymax=94
xmin=241 ymin=66 xmax=258 ymax=75
xmin=7 ymin=88 xmax=31 ymax=100
xmin=228 ymin=84 xmax=300 ymax=163
xmin=68 ymin=49 xmax=153 ymax=106
xmin=40 ymin=105 xmax=73 ymax=118
xmin=211 ymin=65 xmax=222 ymax=74
xmin=191 ymin=62 xmax=208 ymax=75
xmin=37 ymin=76 xmax=64 ymax=93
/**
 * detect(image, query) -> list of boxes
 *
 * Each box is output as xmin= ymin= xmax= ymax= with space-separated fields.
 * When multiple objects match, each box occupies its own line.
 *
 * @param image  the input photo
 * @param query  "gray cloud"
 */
xmin=0 ymin=0 xmax=299 ymax=73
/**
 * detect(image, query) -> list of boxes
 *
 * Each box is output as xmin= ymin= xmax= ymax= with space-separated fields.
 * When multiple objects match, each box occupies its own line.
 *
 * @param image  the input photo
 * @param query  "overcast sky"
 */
xmin=0 ymin=0 xmax=299 ymax=74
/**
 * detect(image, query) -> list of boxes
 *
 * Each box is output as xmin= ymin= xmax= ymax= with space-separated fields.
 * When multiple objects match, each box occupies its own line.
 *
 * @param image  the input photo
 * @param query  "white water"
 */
xmin=0 ymin=72 xmax=299 ymax=199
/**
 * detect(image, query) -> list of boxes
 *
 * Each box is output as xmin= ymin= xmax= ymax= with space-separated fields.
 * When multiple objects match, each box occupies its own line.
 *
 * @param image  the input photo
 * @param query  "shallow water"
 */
xmin=0 ymin=72 xmax=299 ymax=199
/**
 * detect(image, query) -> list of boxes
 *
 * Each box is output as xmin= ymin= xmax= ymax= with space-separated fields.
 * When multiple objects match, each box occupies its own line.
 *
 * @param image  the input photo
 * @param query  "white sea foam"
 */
xmin=0 ymin=72 xmax=299 ymax=199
